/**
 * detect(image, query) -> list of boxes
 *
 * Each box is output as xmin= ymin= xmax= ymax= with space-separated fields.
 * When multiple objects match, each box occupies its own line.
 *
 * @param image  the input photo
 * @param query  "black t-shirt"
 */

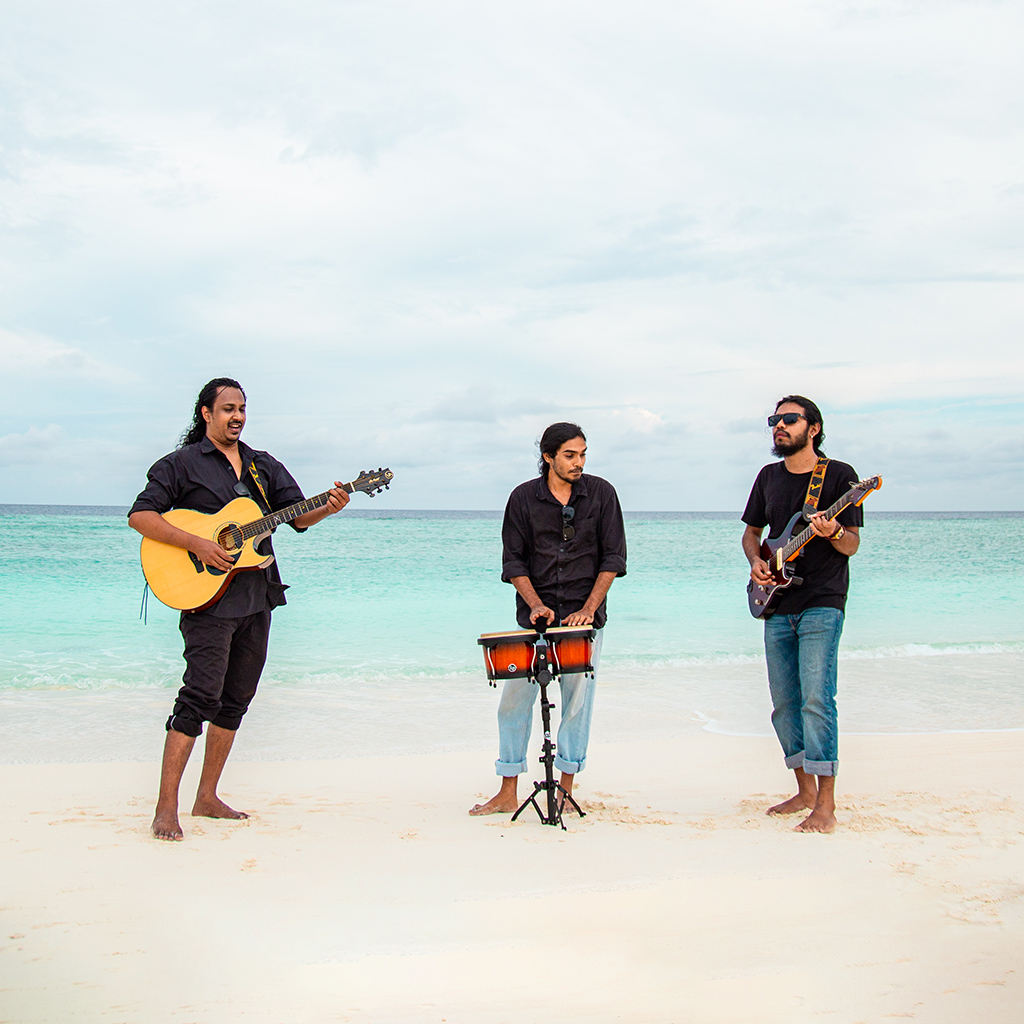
xmin=741 ymin=459 xmax=863 ymax=615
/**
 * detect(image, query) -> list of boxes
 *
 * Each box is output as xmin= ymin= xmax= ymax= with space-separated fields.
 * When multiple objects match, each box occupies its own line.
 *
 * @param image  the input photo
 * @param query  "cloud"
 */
xmin=0 ymin=424 xmax=63 ymax=465
xmin=0 ymin=1 xmax=1021 ymax=507
xmin=0 ymin=327 xmax=136 ymax=386
xmin=411 ymin=388 xmax=558 ymax=426
xmin=608 ymin=407 xmax=665 ymax=434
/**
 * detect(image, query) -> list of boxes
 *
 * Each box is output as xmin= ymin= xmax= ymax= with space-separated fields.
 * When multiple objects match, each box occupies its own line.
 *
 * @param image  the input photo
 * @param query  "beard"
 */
xmin=771 ymin=425 xmax=811 ymax=458
xmin=550 ymin=464 xmax=582 ymax=485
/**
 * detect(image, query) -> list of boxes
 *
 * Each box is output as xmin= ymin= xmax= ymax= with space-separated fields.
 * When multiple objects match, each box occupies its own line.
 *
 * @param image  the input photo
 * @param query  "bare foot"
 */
xmin=192 ymin=796 xmax=249 ymax=820
xmin=469 ymin=793 xmax=519 ymax=815
xmin=795 ymin=807 xmax=837 ymax=833
xmin=152 ymin=808 xmax=184 ymax=841
xmin=470 ymin=777 xmax=518 ymax=816
xmin=767 ymin=793 xmax=815 ymax=816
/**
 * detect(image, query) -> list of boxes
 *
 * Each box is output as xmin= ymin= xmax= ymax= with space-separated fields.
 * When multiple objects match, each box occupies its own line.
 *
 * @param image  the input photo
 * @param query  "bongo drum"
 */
xmin=547 ymin=625 xmax=596 ymax=675
xmin=478 ymin=629 xmax=538 ymax=682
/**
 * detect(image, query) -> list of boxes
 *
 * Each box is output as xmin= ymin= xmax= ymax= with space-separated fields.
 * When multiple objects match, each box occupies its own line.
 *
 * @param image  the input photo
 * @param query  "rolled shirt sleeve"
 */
xmin=128 ymin=454 xmax=182 ymax=517
xmin=500 ymin=488 xmax=532 ymax=581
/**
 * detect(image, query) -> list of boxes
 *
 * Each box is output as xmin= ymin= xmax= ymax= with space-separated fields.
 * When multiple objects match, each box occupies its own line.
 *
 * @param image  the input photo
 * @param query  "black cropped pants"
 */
xmin=166 ymin=608 xmax=272 ymax=737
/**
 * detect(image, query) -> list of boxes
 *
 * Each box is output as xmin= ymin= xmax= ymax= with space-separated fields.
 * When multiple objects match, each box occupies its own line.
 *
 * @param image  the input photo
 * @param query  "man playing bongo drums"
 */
xmin=470 ymin=423 xmax=627 ymax=815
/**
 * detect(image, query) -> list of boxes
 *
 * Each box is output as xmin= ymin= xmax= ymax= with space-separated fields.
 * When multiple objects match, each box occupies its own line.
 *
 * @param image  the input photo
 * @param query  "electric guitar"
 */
xmin=746 ymin=474 xmax=882 ymax=619
xmin=140 ymin=467 xmax=393 ymax=611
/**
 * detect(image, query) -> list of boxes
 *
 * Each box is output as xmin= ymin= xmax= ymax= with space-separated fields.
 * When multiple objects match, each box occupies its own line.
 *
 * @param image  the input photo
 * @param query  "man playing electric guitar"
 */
xmin=128 ymin=377 xmax=350 ymax=841
xmin=741 ymin=395 xmax=863 ymax=834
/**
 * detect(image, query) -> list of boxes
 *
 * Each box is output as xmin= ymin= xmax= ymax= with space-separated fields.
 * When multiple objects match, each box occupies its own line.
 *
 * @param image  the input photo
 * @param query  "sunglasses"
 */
xmin=562 ymin=505 xmax=576 ymax=541
xmin=768 ymin=412 xmax=806 ymax=428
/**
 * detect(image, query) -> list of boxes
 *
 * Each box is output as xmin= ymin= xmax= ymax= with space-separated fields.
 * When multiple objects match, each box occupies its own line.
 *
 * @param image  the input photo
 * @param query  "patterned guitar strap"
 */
xmin=803 ymin=457 xmax=830 ymax=519
xmin=247 ymin=460 xmax=274 ymax=516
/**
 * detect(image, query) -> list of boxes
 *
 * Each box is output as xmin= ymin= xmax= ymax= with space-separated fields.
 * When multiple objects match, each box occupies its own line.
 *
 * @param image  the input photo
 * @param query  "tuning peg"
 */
xmin=384 ymin=484 xmax=389 ymax=490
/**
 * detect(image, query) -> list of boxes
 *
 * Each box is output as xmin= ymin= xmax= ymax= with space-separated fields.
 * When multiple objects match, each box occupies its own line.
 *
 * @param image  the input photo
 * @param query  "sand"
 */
xmin=1 ymin=730 xmax=1021 ymax=1023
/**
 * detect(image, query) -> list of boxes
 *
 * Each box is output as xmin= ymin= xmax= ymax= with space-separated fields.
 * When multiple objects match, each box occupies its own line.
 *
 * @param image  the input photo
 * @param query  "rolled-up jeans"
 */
xmin=495 ymin=629 xmax=604 ymax=777
xmin=764 ymin=607 xmax=843 ymax=776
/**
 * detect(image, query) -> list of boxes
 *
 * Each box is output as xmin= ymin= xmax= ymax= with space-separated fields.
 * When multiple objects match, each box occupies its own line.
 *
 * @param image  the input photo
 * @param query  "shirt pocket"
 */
xmin=572 ymin=515 xmax=599 ymax=546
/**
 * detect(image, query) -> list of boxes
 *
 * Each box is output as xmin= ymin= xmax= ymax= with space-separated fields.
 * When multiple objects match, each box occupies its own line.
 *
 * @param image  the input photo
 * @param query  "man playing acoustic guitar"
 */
xmin=128 ymin=378 xmax=350 ymax=841
xmin=741 ymin=396 xmax=862 ymax=834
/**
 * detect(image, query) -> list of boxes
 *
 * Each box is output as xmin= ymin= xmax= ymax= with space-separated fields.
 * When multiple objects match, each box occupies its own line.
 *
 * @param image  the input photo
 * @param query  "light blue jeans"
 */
xmin=495 ymin=630 xmax=604 ymax=777
xmin=764 ymin=607 xmax=844 ymax=777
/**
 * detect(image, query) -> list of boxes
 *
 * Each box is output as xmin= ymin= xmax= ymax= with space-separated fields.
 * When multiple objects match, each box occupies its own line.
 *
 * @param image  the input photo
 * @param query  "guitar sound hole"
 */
xmin=217 ymin=525 xmax=243 ymax=552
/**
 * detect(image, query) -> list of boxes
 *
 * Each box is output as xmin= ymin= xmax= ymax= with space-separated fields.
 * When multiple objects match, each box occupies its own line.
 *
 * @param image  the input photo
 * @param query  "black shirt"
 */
xmin=128 ymin=437 xmax=307 ymax=618
xmin=502 ymin=473 xmax=627 ymax=629
xmin=742 ymin=459 xmax=864 ymax=615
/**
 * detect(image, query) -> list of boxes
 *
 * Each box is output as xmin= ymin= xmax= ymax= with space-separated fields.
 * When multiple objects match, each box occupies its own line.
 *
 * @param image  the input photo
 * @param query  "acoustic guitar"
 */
xmin=140 ymin=467 xmax=393 ymax=611
xmin=746 ymin=474 xmax=881 ymax=619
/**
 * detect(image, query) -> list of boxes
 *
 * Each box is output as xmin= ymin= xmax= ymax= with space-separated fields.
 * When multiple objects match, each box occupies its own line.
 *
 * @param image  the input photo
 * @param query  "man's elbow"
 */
xmin=128 ymin=510 xmax=163 ymax=537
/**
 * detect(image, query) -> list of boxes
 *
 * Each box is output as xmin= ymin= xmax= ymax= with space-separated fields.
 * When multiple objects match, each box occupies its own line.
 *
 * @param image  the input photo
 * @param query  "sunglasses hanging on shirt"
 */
xmin=562 ymin=505 xmax=575 ymax=541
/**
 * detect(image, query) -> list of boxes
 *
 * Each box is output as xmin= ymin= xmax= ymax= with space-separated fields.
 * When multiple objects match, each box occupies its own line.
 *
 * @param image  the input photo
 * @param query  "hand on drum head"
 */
xmin=562 ymin=608 xmax=595 ymax=626
xmin=529 ymin=605 xmax=555 ymax=626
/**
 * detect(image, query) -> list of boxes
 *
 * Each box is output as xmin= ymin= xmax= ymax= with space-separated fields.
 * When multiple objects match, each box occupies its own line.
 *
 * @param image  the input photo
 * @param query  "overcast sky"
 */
xmin=1 ymin=0 xmax=1021 ymax=509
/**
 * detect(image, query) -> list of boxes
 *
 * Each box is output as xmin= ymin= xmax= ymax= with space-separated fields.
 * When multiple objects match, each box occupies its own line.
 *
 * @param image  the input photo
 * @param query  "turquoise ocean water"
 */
xmin=1 ymin=507 xmax=1022 ymax=762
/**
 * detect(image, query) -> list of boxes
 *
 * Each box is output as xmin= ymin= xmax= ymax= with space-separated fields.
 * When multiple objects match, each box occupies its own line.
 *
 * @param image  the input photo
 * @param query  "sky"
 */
xmin=1 ymin=0 xmax=1022 ymax=510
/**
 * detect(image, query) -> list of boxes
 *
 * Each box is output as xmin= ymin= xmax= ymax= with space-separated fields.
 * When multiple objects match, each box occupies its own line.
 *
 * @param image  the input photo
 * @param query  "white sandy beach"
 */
xmin=1 ymin=729 xmax=1021 ymax=1023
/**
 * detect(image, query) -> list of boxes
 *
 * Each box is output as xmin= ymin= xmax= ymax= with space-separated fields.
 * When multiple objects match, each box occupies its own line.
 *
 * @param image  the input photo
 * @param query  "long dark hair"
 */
xmin=775 ymin=394 xmax=825 ymax=454
xmin=178 ymin=378 xmax=245 ymax=449
xmin=537 ymin=422 xmax=586 ymax=476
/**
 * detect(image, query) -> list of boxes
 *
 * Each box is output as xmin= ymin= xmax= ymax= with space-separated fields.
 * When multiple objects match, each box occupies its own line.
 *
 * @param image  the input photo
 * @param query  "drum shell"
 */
xmin=551 ymin=635 xmax=594 ymax=675
xmin=481 ymin=639 xmax=535 ymax=681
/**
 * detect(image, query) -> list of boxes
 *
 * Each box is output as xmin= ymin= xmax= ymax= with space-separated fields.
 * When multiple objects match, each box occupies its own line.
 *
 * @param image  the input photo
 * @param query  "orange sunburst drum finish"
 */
xmin=550 ymin=634 xmax=594 ymax=675
xmin=479 ymin=633 xmax=536 ymax=681
xmin=477 ymin=626 xmax=595 ymax=682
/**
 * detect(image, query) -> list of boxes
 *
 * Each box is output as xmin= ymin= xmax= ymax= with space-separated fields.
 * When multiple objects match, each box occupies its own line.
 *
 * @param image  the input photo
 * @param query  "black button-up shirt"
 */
xmin=501 ymin=473 xmax=627 ymax=629
xmin=128 ymin=437 xmax=307 ymax=618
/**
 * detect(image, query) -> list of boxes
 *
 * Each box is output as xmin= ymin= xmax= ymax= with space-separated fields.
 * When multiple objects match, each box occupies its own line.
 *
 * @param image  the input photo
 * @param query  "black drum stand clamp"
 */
xmin=510 ymin=620 xmax=586 ymax=830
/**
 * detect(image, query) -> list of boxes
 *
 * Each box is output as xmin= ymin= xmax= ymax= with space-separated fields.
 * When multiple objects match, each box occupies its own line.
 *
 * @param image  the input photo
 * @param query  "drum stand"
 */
xmin=510 ymin=623 xmax=586 ymax=830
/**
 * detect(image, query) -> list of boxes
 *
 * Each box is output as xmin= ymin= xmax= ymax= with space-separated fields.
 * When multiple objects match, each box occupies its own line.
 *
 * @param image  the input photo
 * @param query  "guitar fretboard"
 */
xmin=238 ymin=485 xmax=352 ymax=542
xmin=774 ymin=490 xmax=857 ymax=567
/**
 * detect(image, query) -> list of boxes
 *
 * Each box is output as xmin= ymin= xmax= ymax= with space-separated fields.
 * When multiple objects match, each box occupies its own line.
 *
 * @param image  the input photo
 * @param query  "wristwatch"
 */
xmin=831 ymin=524 xmax=846 ymax=541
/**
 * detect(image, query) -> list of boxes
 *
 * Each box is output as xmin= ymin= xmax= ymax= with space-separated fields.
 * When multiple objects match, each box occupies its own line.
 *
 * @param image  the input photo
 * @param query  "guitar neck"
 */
xmin=238 ymin=483 xmax=354 ymax=542
xmin=778 ymin=490 xmax=856 ymax=562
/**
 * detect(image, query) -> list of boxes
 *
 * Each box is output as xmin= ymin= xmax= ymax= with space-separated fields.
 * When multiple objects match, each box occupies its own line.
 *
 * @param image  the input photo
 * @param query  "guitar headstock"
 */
xmin=352 ymin=467 xmax=394 ymax=497
xmin=849 ymin=475 xmax=882 ymax=506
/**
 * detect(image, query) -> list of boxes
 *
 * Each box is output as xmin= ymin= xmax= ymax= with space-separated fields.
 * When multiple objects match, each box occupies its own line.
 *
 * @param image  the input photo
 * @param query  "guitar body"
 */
xmin=137 ymin=466 xmax=393 ymax=613
xmin=747 ymin=510 xmax=804 ymax=619
xmin=140 ymin=497 xmax=274 ymax=612
xmin=745 ymin=472 xmax=881 ymax=620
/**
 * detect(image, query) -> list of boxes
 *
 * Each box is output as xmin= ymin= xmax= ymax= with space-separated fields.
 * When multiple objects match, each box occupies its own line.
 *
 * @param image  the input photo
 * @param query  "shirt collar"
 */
xmin=198 ymin=435 xmax=253 ymax=467
xmin=533 ymin=473 xmax=588 ymax=503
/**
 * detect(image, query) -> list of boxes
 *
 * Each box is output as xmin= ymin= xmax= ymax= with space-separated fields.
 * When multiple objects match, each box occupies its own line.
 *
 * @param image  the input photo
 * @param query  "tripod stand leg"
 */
xmin=511 ymin=781 xmax=584 ymax=830
xmin=510 ymin=795 xmax=528 ymax=822
xmin=555 ymin=783 xmax=586 ymax=819
xmin=511 ymin=788 xmax=546 ymax=824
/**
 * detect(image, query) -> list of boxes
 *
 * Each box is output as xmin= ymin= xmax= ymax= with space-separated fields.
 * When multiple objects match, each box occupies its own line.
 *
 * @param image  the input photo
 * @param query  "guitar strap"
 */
xmin=247 ymin=460 xmax=274 ymax=516
xmin=803 ymin=457 xmax=830 ymax=518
